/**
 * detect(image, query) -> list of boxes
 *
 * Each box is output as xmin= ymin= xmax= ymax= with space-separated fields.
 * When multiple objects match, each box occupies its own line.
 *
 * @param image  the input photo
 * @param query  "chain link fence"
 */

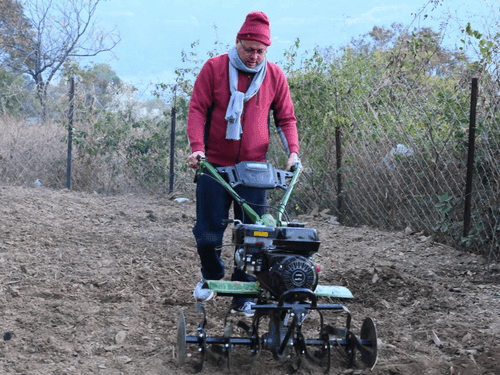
xmin=270 ymin=44 xmax=500 ymax=261
xmin=1 ymin=40 xmax=499 ymax=261
xmin=281 ymin=75 xmax=499 ymax=255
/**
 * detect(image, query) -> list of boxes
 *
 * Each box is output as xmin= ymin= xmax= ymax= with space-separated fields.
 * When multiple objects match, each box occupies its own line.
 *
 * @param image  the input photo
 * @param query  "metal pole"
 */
xmin=333 ymin=83 xmax=343 ymax=219
xmin=335 ymin=125 xmax=342 ymax=212
xmin=169 ymin=105 xmax=176 ymax=194
xmin=463 ymin=78 xmax=478 ymax=238
xmin=335 ymin=126 xmax=342 ymax=212
xmin=66 ymin=77 xmax=74 ymax=189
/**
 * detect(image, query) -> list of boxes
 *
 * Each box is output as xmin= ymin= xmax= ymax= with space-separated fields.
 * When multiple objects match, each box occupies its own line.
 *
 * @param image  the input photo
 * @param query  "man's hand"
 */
xmin=188 ymin=151 xmax=205 ymax=168
xmin=285 ymin=152 xmax=300 ymax=171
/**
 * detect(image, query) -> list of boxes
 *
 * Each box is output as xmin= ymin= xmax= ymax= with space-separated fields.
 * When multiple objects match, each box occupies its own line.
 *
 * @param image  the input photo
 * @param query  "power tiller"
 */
xmin=177 ymin=159 xmax=377 ymax=373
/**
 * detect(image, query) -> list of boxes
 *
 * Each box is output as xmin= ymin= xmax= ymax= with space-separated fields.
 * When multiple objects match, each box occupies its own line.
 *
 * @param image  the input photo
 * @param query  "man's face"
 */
xmin=236 ymin=39 xmax=267 ymax=68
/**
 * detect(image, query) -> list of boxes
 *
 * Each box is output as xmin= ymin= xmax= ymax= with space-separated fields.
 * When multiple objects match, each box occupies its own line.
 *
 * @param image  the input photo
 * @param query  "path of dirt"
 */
xmin=0 ymin=184 xmax=499 ymax=375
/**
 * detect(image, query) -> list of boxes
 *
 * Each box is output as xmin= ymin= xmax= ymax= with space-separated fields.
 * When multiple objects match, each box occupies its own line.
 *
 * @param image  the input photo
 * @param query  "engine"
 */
xmin=264 ymin=254 xmax=318 ymax=297
xmin=232 ymin=223 xmax=320 ymax=300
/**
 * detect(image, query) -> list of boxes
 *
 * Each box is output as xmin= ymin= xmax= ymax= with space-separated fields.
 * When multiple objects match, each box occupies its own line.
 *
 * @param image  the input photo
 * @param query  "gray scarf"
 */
xmin=225 ymin=46 xmax=267 ymax=140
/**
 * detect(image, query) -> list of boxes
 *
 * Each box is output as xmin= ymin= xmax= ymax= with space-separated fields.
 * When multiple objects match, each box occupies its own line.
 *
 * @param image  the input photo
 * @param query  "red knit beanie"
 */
xmin=237 ymin=11 xmax=272 ymax=46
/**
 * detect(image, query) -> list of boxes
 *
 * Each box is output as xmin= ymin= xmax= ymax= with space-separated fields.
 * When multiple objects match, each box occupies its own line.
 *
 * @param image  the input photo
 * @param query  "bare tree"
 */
xmin=3 ymin=0 xmax=120 ymax=120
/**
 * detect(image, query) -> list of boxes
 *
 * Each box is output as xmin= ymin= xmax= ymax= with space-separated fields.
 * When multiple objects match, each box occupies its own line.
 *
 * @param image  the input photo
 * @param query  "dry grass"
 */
xmin=0 ymin=115 xmax=67 ymax=188
xmin=0 ymin=115 xmax=195 ymax=197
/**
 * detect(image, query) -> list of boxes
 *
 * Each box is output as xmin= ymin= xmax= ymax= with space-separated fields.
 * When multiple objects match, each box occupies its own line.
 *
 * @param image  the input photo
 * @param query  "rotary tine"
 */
xmin=193 ymin=304 xmax=208 ymax=373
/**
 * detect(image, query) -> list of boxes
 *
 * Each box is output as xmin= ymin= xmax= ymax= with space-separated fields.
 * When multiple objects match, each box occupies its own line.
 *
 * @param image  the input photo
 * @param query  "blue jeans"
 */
xmin=193 ymin=168 xmax=267 ymax=305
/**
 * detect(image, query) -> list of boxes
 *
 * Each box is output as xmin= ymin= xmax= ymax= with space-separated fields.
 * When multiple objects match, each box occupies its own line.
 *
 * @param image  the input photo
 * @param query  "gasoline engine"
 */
xmin=233 ymin=223 xmax=319 ymax=299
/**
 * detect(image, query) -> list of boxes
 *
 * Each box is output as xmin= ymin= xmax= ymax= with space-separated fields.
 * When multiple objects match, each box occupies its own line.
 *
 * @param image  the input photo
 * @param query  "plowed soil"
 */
xmin=1 ymin=185 xmax=499 ymax=375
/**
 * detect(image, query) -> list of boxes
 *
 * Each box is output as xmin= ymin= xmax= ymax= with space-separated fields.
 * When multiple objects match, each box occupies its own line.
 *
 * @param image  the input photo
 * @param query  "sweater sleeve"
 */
xmin=187 ymin=60 xmax=214 ymax=153
xmin=272 ymin=67 xmax=299 ymax=155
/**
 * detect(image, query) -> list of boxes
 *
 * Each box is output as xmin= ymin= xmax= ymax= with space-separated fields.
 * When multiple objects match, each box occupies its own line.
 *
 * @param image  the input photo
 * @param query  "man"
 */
xmin=187 ymin=11 xmax=300 ymax=317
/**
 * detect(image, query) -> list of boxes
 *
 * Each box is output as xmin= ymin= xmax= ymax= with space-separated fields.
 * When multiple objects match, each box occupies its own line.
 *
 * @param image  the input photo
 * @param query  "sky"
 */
xmin=89 ymin=0 xmax=499 ymax=99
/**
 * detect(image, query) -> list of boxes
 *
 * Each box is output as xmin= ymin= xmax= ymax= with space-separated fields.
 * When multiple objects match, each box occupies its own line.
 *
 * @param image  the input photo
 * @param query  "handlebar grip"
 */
xmin=290 ymin=160 xmax=302 ymax=173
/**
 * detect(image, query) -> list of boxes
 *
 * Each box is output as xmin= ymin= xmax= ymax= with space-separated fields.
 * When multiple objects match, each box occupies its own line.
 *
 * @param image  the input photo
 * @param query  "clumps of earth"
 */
xmin=0 ymin=185 xmax=499 ymax=374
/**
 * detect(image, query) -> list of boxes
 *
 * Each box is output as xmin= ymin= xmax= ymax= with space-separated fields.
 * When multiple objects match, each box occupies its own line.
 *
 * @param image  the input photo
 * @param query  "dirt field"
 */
xmin=1 ymin=184 xmax=499 ymax=375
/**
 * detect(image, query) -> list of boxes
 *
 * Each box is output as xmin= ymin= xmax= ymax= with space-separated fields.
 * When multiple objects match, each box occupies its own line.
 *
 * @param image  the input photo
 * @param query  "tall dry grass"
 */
xmin=0 ymin=115 xmax=195 ymax=196
xmin=1 ymin=116 xmax=67 ymax=188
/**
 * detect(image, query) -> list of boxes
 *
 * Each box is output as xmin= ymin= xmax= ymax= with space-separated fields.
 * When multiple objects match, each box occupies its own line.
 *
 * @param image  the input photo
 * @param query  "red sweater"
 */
xmin=187 ymin=54 xmax=299 ymax=166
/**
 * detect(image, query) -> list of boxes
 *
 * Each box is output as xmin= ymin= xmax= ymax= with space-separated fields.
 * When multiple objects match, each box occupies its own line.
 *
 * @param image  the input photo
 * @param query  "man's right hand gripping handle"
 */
xmin=188 ymin=151 xmax=205 ymax=169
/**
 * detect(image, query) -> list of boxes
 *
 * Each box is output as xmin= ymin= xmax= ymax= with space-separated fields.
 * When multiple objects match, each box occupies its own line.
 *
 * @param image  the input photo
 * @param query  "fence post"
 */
xmin=169 ymin=104 xmax=176 ymax=194
xmin=66 ymin=77 xmax=74 ymax=189
xmin=463 ymin=78 xmax=478 ymax=238
xmin=335 ymin=125 xmax=343 ymax=214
